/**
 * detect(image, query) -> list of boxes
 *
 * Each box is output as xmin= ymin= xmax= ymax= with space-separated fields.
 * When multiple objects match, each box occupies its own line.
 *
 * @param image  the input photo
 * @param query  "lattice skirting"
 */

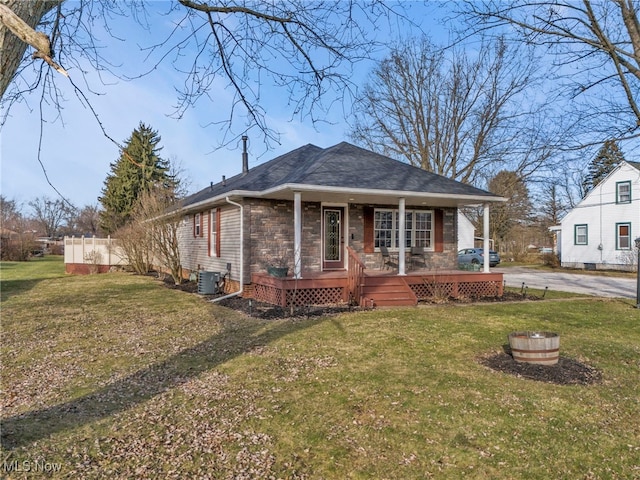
xmin=286 ymin=287 xmax=345 ymax=307
xmin=253 ymin=284 xmax=285 ymax=306
xmin=410 ymin=280 xmax=502 ymax=300
xmin=411 ymin=282 xmax=454 ymax=299
xmin=253 ymin=284 xmax=346 ymax=307
xmin=457 ymin=281 xmax=502 ymax=298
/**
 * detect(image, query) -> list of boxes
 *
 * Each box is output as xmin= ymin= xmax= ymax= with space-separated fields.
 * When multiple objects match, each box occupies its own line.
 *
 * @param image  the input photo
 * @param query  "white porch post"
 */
xmin=483 ymin=203 xmax=490 ymax=273
xmin=398 ymin=197 xmax=406 ymax=275
xmin=294 ymin=191 xmax=302 ymax=279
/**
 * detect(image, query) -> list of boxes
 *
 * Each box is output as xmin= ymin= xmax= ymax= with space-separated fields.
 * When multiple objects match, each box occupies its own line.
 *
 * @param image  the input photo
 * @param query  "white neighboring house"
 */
xmin=457 ymin=211 xmax=475 ymax=251
xmin=555 ymin=160 xmax=640 ymax=271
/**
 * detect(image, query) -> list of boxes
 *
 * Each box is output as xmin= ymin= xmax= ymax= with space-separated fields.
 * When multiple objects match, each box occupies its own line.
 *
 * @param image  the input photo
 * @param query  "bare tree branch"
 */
xmin=350 ymin=36 xmax=563 ymax=185
xmin=1 ymin=1 xmax=407 ymax=148
xmin=459 ymin=0 xmax=640 ymax=142
xmin=0 ymin=0 xmax=64 ymax=97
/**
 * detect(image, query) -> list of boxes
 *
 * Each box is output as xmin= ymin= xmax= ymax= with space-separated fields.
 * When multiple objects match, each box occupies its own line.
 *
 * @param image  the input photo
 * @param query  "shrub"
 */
xmin=542 ymin=252 xmax=560 ymax=267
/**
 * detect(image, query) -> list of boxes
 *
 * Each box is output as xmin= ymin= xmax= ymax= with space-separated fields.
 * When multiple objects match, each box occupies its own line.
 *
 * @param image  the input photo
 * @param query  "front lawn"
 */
xmin=1 ymin=257 xmax=639 ymax=479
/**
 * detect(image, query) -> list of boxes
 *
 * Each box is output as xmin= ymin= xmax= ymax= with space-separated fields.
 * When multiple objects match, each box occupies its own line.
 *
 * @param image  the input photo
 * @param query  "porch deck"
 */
xmin=250 ymin=268 xmax=504 ymax=308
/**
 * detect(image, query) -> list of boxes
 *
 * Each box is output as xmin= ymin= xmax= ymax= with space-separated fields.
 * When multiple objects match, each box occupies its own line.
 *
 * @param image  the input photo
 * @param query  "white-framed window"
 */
xmin=374 ymin=210 xmax=394 ymax=248
xmin=574 ymin=224 xmax=588 ymax=245
xmin=374 ymin=208 xmax=433 ymax=250
xmin=616 ymin=181 xmax=631 ymax=204
xmin=616 ymin=223 xmax=631 ymax=250
xmin=413 ymin=211 xmax=433 ymax=248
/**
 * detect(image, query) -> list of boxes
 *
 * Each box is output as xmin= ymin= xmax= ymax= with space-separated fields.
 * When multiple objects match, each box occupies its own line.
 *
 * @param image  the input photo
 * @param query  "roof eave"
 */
xmin=175 ymin=183 xmax=505 ymax=214
xmin=261 ymin=184 xmax=507 ymax=205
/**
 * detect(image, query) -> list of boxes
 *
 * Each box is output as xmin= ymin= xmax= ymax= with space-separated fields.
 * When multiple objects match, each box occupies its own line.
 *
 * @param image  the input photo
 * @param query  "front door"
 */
xmin=322 ymin=207 xmax=344 ymax=270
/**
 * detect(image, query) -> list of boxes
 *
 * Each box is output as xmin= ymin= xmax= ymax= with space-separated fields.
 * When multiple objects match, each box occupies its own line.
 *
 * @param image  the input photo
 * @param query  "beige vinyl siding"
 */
xmin=176 ymin=213 xmax=208 ymax=272
xmin=177 ymin=205 xmax=242 ymax=281
xmin=219 ymin=204 xmax=243 ymax=282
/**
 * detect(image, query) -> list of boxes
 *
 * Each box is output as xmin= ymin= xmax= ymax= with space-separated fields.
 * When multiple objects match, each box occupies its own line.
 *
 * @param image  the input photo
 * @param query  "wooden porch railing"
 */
xmin=346 ymin=246 xmax=366 ymax=305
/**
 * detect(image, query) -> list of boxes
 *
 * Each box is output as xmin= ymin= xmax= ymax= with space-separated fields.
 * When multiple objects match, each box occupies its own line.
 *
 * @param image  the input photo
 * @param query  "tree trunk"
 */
xmin=0 ymin=0 xmax=62 ymax=99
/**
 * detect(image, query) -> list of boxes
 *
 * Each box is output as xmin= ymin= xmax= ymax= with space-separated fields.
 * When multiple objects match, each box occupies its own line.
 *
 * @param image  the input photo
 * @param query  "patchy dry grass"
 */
xmin=1 ymin=257 xmax=639 ymax=479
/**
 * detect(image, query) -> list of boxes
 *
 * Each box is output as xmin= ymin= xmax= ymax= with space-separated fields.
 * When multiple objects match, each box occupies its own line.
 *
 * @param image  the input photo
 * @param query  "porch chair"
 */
xmin=410 ymin=246 xmax=426 ymax=270
xmin=379 ymin=245 xmax=394 ymax=270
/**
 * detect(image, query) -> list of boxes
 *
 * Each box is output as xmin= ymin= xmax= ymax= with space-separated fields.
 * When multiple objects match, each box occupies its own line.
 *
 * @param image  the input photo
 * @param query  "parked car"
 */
xmin=458 ymin=248 xmax=500 ymax=267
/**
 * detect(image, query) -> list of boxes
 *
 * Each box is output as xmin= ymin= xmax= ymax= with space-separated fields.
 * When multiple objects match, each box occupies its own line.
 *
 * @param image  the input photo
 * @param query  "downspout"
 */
xmin=211 ymin=197 xmax=244 ymax=303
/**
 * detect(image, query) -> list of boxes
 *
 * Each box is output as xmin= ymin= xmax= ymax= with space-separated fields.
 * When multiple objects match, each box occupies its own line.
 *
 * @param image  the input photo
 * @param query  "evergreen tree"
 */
xmin=99 ymin=123 xmax=173 ymax=234
xmin=582 ymin=140 xmax=626 ymax=196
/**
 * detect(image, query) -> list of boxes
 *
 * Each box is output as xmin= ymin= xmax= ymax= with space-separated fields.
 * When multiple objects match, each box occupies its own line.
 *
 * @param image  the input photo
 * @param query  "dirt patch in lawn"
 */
xmin=479 ymin=352 xmax=602 ymax=385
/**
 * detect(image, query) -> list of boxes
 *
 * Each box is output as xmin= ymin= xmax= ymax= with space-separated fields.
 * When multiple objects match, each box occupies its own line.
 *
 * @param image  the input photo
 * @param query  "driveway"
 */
xmin=493 ymin=267 xmax=638 ymax=300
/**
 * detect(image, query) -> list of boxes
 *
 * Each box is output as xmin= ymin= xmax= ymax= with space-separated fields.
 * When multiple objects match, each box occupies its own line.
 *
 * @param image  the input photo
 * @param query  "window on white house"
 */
xmin=374 ymin=209 xmax=433 ymax=250
xmin=616 ymin=181 xmax=631 ymax=204
xmin=616 ymin=223 xmax=631 ymax=250
xmin=574 ymin=224 xmax=588 ymax=245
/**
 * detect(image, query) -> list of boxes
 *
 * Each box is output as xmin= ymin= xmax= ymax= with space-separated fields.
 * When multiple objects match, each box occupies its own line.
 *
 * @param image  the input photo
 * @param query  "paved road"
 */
xmin=493 ymin=267 xmax=638 ymax=300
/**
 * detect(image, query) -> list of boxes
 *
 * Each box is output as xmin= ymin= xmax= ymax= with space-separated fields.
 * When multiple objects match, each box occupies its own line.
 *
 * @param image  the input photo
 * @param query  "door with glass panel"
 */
xmin=322 ymin=207 xmax=344 ymax=270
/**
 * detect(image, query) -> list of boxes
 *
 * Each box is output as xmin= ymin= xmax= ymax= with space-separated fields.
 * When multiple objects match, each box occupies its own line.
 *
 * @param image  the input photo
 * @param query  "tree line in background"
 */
xmin=1 ymin=123 xmax=627 ymax=267
xmin=1 ymin=1 xmax=637 ymax=267
xmin=1 ymin=122 xmax=185 ymax=284
xmin=1 ymin=195 xmax=100 ymax=261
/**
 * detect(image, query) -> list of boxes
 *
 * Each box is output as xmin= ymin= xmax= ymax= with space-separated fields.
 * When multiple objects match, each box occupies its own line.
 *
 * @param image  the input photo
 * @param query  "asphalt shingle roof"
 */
xmin=627 ymin=160 xmax=640 ymax=171
xmin=182 ymin=141 xmax=497 ymax=207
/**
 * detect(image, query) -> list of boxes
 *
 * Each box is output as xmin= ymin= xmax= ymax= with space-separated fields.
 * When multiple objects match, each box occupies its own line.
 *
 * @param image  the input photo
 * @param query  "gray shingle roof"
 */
xmin=182 ymin=141 xmax=498 ymax=208
xmin=627 ymin=160 xmax=640 ymax=171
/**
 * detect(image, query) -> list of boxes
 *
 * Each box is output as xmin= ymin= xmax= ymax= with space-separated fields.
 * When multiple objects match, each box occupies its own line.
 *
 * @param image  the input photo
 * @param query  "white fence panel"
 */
xmin=64 ymin=236 xmax=127 ymax=266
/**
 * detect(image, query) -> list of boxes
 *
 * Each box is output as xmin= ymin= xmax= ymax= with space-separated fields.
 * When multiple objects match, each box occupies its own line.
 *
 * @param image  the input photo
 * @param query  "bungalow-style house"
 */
xmin=173 ymin=141 xmax=505 ymax=307
xmin=553 ymin=160 xmax=640 ymax=271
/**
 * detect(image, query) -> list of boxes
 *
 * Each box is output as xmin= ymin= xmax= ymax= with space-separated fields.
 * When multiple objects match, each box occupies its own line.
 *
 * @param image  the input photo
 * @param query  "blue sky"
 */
xmin=2 ymin=2 xmax=637 ymax=212
xmin=0 ymin=1 xmax=444 ymax=209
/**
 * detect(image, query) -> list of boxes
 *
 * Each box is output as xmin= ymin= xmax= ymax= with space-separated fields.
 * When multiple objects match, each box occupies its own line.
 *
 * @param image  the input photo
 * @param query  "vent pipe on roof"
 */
xmin=242 ymin=135 xmax=249 ymax=175
xmin=222 ymin=175 xmax=226 ymax=186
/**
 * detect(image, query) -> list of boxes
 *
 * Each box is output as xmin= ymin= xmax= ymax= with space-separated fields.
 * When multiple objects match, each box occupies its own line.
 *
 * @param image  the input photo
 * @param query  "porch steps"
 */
xmin=361 ymin=276 xmax=417 ymax=307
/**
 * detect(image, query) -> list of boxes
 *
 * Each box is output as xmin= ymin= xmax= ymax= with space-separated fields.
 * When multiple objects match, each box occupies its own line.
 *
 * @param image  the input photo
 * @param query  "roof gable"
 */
xmin=560 ymin=160 xmax=640 ymax=223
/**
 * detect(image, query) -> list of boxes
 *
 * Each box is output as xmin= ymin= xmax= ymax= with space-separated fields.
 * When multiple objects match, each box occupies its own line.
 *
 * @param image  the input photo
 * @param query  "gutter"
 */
xmin=172 ymin=184 xmax=506 ymax=216
xmin=210 ymin=197 xmax=244 ymax=303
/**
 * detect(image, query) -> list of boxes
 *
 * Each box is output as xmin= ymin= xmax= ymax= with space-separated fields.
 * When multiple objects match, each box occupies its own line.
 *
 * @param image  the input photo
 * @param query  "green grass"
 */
xmin=2 ymin=257 xmax=639 ymax=479
xmin=0 ymin=256 xmax=67 ymax=302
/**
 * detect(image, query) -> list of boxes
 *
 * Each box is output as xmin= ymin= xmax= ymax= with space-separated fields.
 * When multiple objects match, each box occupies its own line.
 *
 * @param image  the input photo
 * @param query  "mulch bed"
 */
xmin=215 ymin=296 xmax=358 ymax=320
xmin=479 ymin=351 xmax=602 ymax=385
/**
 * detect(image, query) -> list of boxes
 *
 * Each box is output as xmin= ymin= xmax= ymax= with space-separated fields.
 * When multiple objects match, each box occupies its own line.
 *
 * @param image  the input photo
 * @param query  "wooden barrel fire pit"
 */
xmin=508 ymin=331 xmax=560 ymax=366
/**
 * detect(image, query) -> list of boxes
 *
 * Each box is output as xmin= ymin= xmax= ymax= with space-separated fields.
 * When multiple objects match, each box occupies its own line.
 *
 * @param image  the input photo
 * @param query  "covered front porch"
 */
xmin=250 ymin=248 xmax=503 ymax=308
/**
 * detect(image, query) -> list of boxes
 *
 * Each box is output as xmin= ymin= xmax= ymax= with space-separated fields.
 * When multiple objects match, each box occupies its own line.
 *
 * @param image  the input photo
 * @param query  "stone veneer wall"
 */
xmin=247 ymin=198 xmax=323 ymax=275
xmin=247 ymin=199 xmax=459 ymax=275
